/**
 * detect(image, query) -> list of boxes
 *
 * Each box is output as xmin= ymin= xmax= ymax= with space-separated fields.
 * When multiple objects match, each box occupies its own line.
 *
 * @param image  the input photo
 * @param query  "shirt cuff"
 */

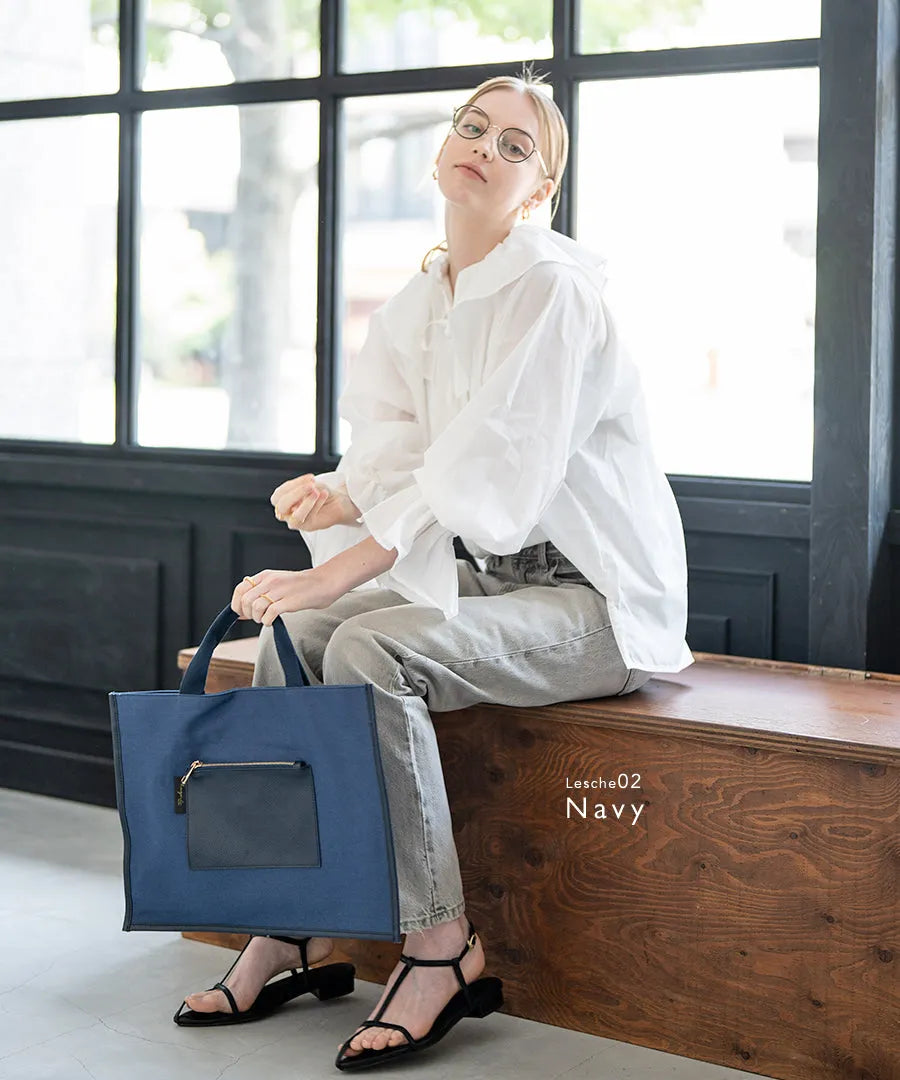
xmin=360 ymin=482 xmax=460 ymax=617
xmin=359 ymin=481 xmax=436 ymax=560
xmin=375 ymin=524 xmax=460 ymax=617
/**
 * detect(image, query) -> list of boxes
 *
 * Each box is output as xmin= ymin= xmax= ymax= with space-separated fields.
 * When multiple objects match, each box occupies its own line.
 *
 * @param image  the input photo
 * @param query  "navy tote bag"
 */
xmin=109 ymin=603 xmax=400 ymax=941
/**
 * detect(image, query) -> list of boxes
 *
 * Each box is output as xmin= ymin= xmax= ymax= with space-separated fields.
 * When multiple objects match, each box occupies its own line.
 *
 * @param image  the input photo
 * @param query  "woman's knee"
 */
xmin=321 ymin=618 xmax=371 ymax=683
xmin=321 ymin=614 xmax=401 ymax=688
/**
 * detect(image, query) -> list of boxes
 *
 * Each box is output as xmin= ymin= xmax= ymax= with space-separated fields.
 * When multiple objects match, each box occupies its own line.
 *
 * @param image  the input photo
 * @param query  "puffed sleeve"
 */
xmin=294 ymin=305 xmax=433 ymax=589
xmin=336 ymin=306 xmax=429 ymax=517
xmin=360 ymin=265 xmax=603 ymax=611
xmin=292 ymin=470 xmax=376 ymax=587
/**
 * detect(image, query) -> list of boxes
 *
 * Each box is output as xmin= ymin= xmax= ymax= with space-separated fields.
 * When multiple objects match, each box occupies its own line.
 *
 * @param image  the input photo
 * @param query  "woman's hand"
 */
xmin=270 ymin=474 xmax=361 ymax=532
xmin=232 ymin=567 xmax=342 ymax=627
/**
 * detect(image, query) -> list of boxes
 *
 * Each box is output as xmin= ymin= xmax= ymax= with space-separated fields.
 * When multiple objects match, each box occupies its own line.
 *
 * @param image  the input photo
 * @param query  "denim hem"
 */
xmin=400 ymin=899 xmax=467 ymax=934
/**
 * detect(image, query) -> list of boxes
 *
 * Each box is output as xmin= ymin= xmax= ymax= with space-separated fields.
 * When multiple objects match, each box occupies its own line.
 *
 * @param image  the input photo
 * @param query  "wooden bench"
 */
xmin=176 ymin=637 xmax=900 ymax=1080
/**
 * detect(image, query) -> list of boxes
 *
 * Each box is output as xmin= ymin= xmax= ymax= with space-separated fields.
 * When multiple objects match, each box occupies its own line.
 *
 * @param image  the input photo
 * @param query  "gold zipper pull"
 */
xmin=180 ymin=760 xmax=203 ymax=786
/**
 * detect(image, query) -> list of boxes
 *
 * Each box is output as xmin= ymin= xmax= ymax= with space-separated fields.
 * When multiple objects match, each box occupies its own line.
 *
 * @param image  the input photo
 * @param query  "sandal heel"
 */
xmin=312 ymin=962 xmax=356 ymax=1001
xmin=469 ymin=976 xmax=504 ymax=1018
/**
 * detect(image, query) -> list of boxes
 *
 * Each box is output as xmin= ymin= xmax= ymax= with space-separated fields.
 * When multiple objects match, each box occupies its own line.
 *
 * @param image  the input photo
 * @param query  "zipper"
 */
xmin=176 ymin=759 xmax=306 ymax=809
xmin=180 ymin=759 xmax=304 ymax=786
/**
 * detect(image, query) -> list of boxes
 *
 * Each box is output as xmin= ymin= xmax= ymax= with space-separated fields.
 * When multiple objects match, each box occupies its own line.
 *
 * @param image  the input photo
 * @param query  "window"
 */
xmin=141 ymin=1 xmax=320 ymax=89
xmin=579 ymin=0 xmax=820 ymax=54
xmin=577 ymin=67 xmax=818 ymax=481
xmin=341 ymin=1 xmax=552 ymax=73
xmin=0 ymin=114 xmax=118 ymax=443
xmin=0 ymin=0 xmax=821 ymax=483
xmin=0 ymin=2 xmax=119 ymax=102
xmin=138 ymin=102 xmax=319 ymax=452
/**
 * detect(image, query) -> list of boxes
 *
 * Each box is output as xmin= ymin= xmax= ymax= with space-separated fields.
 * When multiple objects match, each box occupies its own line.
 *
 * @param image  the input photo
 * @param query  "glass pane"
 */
xmin=142 ymin=1 xmax=320 ymax=91
xmin=579 ymin=0 xmax=820 ymax=54
xmin=341 ymin=1 xmax=551 ymax=73
xmin=139 ymin=102 xmax=319 ymax=452
xmin=337 ymin=86 xmax=556 ymax=457
xmin=338 ymin=91 xmax=451 ymax=456
xmin=0 ymin=1 xmax=119 ymax=102
xmin=577 ymin=68 xmax=818 ymax=482
xmin=0 ymin=115 xmax=118 ymax=443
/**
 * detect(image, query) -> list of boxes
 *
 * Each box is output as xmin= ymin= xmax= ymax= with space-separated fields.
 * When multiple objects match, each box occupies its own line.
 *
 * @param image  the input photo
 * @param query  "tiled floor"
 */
xmin=0 ymin=787 xmax=756 ymax=1080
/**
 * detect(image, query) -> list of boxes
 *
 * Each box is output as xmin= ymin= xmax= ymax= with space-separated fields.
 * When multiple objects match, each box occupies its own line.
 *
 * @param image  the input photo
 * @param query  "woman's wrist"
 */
xmin=343 ymin=493 xmax=363 ymax=527
xmin=318 ymin=535 xmax=399 ymax=594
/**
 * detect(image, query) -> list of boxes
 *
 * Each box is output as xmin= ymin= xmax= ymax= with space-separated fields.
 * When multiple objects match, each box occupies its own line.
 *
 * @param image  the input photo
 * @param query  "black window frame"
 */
xmin=0 ymin=0 xmax=895 ymax=671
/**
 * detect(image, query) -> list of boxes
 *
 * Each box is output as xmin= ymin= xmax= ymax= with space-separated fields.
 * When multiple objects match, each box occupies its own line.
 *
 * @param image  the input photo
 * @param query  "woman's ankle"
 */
xmin=402 ymin=913 xmax=469 ymax=955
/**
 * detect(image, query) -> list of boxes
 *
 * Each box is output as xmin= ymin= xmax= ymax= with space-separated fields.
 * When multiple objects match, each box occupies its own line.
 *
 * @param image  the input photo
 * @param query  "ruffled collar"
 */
xmin=416 ymin=225 xmax=608 ymax=398
xmin=424 ymin=223 xmax=608 ymax=307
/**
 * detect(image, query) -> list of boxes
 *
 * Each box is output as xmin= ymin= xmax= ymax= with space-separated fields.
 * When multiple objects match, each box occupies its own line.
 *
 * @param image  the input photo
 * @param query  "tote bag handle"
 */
xmin=180 ymin=604 xmax=309 ymax=694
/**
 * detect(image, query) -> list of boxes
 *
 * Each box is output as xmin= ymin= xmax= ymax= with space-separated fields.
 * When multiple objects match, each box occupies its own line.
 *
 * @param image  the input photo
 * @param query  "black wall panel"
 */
xmin=686 ymin=566 xmax=776 ymax=658
xmin=0 ymin=1 xmax=896 ymax=809
xmin=0 ymin=547 xmax=160 ymax=689
xmin=0 ymin=487 xmax=897 ymax=806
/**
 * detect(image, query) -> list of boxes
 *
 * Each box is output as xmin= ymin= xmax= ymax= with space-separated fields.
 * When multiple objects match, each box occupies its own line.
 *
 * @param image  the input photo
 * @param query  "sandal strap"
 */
xmin=395 ymin=919 xmax=479 ymax=1009
xmin=344 ymin=1018 xmax=416 ymax=1046
xmin=212 ymin=981 xmax=239 ymax=1015
xmin=339 ymin=919 xmax=481 ymax=1052
xmin=196 ymin=934 xmax=310 ymax=1019
xmin=267 ymin=934 xmax=311 ymax=977
xmin=213 ymin=936 xmax=252 ymax=990
xmin=397 ymin=919 xmax=477 ymax=968
xmin=368 ymin=953 xmax=414 ymax=1020
xmin=195 ymin=936 xmax=253 ymax=1016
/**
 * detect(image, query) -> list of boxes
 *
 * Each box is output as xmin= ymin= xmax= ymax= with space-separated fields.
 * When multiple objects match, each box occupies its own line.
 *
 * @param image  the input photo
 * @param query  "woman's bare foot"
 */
xmin=183 ymin=935 xmax=335 ymax=1014
xmin=337 ymin=913 xmax=485 ymax=1059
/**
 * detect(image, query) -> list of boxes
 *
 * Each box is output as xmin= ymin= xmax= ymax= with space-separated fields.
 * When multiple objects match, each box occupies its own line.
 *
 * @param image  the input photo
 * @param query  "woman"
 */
xmin=175 ymin=70 xmax=694 ymax=1071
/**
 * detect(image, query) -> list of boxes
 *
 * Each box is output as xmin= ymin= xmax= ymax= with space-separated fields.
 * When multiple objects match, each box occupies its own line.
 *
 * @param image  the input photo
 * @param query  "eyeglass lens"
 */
xmin=452 ymin=105 xmax=535 ymax=163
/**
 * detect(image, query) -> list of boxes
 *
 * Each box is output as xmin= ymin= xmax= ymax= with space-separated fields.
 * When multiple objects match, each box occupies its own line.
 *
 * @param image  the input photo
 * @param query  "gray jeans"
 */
xmin=251 ymin=540 xmax=652 ymax=935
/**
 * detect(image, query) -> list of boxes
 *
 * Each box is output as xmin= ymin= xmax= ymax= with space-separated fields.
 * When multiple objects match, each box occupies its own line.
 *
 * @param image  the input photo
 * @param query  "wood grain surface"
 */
xmin=176 ymin=638 xmax=900 ymax=1077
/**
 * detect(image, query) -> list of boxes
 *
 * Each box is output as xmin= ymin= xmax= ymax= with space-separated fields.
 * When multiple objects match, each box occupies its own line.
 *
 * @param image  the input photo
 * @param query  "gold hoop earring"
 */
xmin=432 ymin=166 xmax=439 ymax=179
xmin=521 ymin=204 xmax=531 ymax=221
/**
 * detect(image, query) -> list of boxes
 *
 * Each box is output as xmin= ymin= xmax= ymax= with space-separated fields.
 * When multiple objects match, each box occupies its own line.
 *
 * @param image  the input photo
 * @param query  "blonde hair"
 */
xmin=420 ymin=63 xmax=569 ymax=273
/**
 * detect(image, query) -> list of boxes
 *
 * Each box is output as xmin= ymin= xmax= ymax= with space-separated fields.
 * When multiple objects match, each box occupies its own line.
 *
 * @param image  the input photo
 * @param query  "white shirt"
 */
xmin=300 ymin=223 xmax=694 ymax=674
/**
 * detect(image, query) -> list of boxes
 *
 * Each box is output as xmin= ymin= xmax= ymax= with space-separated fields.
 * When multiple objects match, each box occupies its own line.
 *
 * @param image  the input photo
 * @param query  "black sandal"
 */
xmin=334 ymin=919 xmax=503 ymax=1071
xmin=173 ymin=933 xmax=355 ymax=1026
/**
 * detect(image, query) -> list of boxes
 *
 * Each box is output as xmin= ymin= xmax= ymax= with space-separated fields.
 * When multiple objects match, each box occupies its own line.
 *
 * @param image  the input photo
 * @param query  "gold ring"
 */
xmin=244 ymin=576 xmax=258 ymax=587
xmin=261 ymin=593 xmax=275 ymax=604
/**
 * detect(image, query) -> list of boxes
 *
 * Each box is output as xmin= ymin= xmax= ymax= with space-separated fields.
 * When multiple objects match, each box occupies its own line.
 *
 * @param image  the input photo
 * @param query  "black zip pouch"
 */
xmin=182 ymin=760 xmax=321 ymax=870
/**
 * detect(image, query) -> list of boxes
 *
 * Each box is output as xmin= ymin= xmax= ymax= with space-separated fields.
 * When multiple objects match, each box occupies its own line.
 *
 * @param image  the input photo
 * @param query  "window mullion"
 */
xmin=809 ymin=0 xmax=896 ymax=668
xmin=317 ymin=0 xmax=341 ymax=463
xmin=115 ymin=0 xmax=140 ymax=449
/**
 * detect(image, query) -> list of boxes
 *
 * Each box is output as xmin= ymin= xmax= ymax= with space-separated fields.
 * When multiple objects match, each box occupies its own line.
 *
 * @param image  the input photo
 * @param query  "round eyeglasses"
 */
xmin=452 ymin=104 xmax=550 ymax=177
